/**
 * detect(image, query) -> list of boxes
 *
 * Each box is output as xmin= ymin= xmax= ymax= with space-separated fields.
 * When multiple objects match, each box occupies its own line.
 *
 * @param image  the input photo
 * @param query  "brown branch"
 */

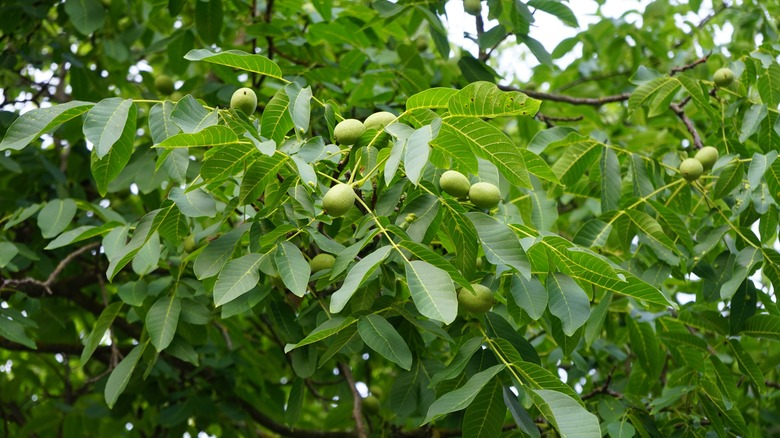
xmin=536 ymin=113 xmax=584 ymax=128
xmin=670 ymin=56 xmax=709 ymax=76
xmin=235 ymin=397 xmax=355 ymax=438
xmin=45 ymin=242 xmax=100 ymax=288
xmin=670 ymin=101 xmax=703 ymax=150
xmin=581 ymin=367 xmax=622 ymax=400
xmin=499 ymin=84 xmax=631 ymax=106
xmin=338 ymin=362 xmax=368 ymax=438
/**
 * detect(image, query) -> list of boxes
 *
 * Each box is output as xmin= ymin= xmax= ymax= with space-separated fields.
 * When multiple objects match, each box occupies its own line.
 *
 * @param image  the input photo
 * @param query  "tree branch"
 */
xmin=499 ymin=84 xmax=631 ymax=106
xmin=235 ymin=397 xmax=355 ymax=438
xmin=670 ymin=101 xmax=704 ymax=150
xmin=338 ymin=362 xmax=368 ymax=438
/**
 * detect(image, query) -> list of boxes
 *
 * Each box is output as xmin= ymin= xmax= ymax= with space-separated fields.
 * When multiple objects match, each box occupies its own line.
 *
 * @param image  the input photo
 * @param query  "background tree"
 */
xmin=2 ymin=0 xmax=780 ymax=436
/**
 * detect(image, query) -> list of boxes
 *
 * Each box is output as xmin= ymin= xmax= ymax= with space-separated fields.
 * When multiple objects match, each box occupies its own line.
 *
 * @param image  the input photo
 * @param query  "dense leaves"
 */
xmin=2 ymin=0 xmax=780 ymax=436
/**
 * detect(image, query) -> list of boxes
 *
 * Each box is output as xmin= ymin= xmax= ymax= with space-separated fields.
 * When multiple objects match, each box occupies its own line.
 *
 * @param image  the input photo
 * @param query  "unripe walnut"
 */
xmin=713 ymin=68 xmax=735 ymax=87
xmin=457 ymin=284 xmax=494 ymax=314
xmin=334 ymin=119 xmax=366 ymax=145
xmin=469 ymin=182 xmax=501 ymax=209
xmin=680 ymin=158 xmax=703 ymax=182
xmin=439 ymin=170 xmax=470 ymax=198
xmin=322 ymin=183 xmax=355 ymax=217
xmin=230 ymin=87 xmax=258 ymax=115
xmin=364 ymin=111 xmax=396 ymax=131
xmin=694 ymin=146 xmax=719 ymax=171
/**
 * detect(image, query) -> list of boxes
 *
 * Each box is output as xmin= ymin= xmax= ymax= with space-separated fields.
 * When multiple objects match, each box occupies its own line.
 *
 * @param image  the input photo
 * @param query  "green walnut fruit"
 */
xmin=183 ymin=235 xmax=196 ymax=252
xmin=230 ymin=87 xmax=258 ymax=115
xmin=364 ymin=111 xmax=396 ymax=131
xmin=154 ymin=75 xmax=175 ymax=95
xmin=713 ymin=67 xmax=735 ymax=87
xmin=363 ymin=395 xmax=381 ymax=414
xmin=694 ymin=146 xmax=719 ymax=171
xmin=334 ymin=119 xmax=366 ymax=145
xmin=309 ymin=253 xmax=336 ymax=273
xmin=457 ymin=284 xmax=494 ymax=314
xmin=464 ymin=0 xmax=481 ymax=16
xmin=323 ymin=183 xmax=356 ymax=217
xmin=439 ymin=170 xmax=471 ymax=198
xmin=415 ymin=36 xmax=429 ymax=51
xmin=169 ymin=91 xmax=184 ymax=102
xmin=469 ymin=182 xmax=501 ymax=209
xmin=369 ymin=385 xmax=384 ymax=399
xmin=680 ymin=158 xmax=703 ymax=182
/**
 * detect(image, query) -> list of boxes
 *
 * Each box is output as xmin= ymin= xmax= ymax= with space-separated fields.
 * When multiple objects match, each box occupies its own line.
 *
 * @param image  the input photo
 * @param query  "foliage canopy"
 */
xmin=2 ymin=0 xmax=780 ymax=436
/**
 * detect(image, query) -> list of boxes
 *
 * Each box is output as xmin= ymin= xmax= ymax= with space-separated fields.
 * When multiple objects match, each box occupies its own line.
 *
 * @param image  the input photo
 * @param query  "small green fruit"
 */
xmin=369 ymin=385 xmax=384 ymax=399
xmin=458 ymin=284 xmax=494 ymax=314
xmin=694 ymin=146 xmax=719 ymax=171
xmin=713 ymin=67 xmax=735 ymax=87
xmin=439 ymin=170 xmax=471 ymax=198
xmin=155 ymin=75 xmax=175 ymax=95
xmin=334 ymin=119 xmax=366 ymax=145
xmin=680 ymin=158 xmax=703 ymax=182
xmin=169 ymin=91 xmax=184 ymax=102
xmin=415 ymin=36 xmax=429 ymax=51
xmin=230 ymin=87 xmax=258 ymax=115
xmin=363 ymin=395 xmax=381 ymax=414
xmin=364 ymin=111 xmax=396 ymax=131
xmin=464 ymin=0 xmax=481 ymax=16
xmin=309 ymin=253 xmax=336 ymax=273
xmin=183 ymin=235 xmax=196 ymax=252
xmin=469 ymin=182 xmax=501 ymax=209
xmin=323 ymin=183 xmax=356 ymax=217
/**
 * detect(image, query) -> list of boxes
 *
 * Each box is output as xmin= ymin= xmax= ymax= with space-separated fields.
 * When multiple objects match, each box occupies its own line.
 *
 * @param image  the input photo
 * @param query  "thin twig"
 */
xmin=670 ymin=101 xmax=703 ymax=150
xmin=338 ymin=362 xmax=367 ymax=438
xmin=45 ymin=242 xmax=101 ymax=288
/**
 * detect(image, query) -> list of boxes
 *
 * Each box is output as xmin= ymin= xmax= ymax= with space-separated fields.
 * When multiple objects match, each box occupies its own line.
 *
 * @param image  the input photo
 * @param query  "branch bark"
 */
xmin=338 ymin=362 xmax=368 ymax=438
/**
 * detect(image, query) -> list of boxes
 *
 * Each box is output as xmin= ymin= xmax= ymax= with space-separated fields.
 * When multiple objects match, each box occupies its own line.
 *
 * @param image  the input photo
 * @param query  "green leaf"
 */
xmin=83 ymin=98 xmax=134 ymax=159
xmin=600 ymin=147 xmax=621 ymax=212
xmin=213 ymin=252 xmax=269 ymax=306
xmin=763 ymin=158 xmax=780 ymax=204
xmin=447 ymin=82 xmax=540 ymax=118
xmin=741 ymin=314 xmax=780 ymax=341
xmin=146 ymin=295 xmax=181 ymax=352
xmin=625 ymin=209 xmax=680 ymax=265
xmin=512 ymin=360 xmax=583 ymax=405
xmin=530 ymin=389 xmax=601 ymax=438
xmin=274 ymin=241 xmax=310 ymax=297
xmin=627 ymin=317 xmax=663 ymax=377
xmin=239 ymin=153 xmax=287 ymax=205
xmin=406 ymin=88 xmax=458 ymax=110
xmin=155 ymin=125 xmax=242 ymax=148
xmin=201 ymin=142 xmax=257 ymax=184
xmin=330 ymin=246 xmax=391 ymax=313
xmin=261 ymin=87 xmax=294 ymax=145
xmin=441 ymin=116 xmax=531 ymax=188
xmin=423 ymin=364 xmax=506 ymax=424
xmin=0 ymin=101 xmax=93 ymax=151
xmin=285 ymin=83 xmax=312 ymax=133
xmin=629 ymin=76 xmax=678 ymax=113
xmin=404 ymin=260 xmax=457 ymax=325
xmin=358 ymin=314 xmax=413 ymax=370
xmin=404 ymin=119 xmax=440 ymax=185
xmin=105 ymin=343 xmax=146 ymax=408
xmin=194 ymin=0 xmax=222 ymax=44
xmin=462 ymin=378 xmax=506 ymax=438
xmin=528 ymin=0 xmax=578 ymax=27
xmin=170 ymin=95 xmax=218 ymax=133
xmin=546 ymin=273 xmax=590 ymax=336
xmin=510 ymin=274 xmax=547 ymax=320
xmin=467 ymin=212 xmax=530 ymax=276
xmin=91 ymin=103 xmax=137 ymax=196
xmin=64 ymin=0 xmax=106 ymax=35
xmin=0 ymin=312 xmax=36 ymax=349
xmin=149 ymin=101 xmax=181 ymax=144
xmin=168 ymin=187 xmax=217 ymax=218
xmin=726 ymin=339 xmax=766 ymax=394
xmin=0 ymin=242 xmax=19 ymax=268
xmin=714 ymin=161 xmax=744 ymax=198
xmin=37 ymin=199 xmax=77 ymax=239
xmin=80 ymin=302 xmax=123 ymax=366
xmin=504 ymin=387 xmax=541 ymax=438
xmin=185 ymin=49 xmax=284 ymax=80
xmin=739 ymin=104 xmax=768 ymax=143
xmin=573 ymin=219 xmax=612 ymax=248
xmin=284 ymin=317 xmax=355 ymax=353
xmin=517 ymin=34 xmax=553 ymax=67
xmin=430 ymin=337 xmax=484 ymax=387
xmin=551 ymin=135 xmax=600 ymax=186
